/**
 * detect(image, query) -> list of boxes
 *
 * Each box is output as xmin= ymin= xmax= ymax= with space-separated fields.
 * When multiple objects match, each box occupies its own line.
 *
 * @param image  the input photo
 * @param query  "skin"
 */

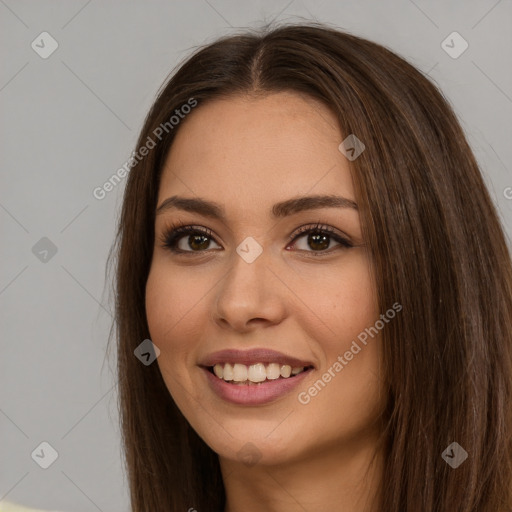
xmin=145 ymin=91 xmax=387 ymax=512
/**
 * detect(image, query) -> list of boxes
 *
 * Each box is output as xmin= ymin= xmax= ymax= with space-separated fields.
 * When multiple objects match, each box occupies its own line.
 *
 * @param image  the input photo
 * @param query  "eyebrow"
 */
xmin=156 ymin=194 xmax=358 ymax=220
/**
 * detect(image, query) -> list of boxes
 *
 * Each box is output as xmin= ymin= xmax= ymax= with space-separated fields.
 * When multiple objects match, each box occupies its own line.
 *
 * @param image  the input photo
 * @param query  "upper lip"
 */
xmin=199 ymin=348 xmax=315 ymax=369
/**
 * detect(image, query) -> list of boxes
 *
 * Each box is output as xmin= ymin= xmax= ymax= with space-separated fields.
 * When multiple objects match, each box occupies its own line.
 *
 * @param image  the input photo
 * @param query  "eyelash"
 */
xmin=157 ymin=221 xmax=353 ymax=256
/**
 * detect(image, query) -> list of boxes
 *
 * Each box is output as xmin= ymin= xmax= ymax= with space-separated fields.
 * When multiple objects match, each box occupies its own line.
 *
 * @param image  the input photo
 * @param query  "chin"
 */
xmin=198 ymin=423 xmax=304 ymax=467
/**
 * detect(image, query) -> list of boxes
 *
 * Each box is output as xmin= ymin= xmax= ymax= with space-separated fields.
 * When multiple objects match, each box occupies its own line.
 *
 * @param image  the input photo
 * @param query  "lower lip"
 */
xmin=201 ymin=366 xmax=313 ymax=405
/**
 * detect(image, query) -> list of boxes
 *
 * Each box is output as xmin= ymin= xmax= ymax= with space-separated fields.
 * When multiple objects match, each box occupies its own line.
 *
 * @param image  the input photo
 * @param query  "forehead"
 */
xmin=157 ymin=92 xmax=356 ymax=219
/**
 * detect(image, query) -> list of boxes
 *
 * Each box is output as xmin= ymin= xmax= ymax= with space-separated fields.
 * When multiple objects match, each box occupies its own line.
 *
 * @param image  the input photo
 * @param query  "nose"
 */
xmin=212 ymin=243 xmax=287 ymax=332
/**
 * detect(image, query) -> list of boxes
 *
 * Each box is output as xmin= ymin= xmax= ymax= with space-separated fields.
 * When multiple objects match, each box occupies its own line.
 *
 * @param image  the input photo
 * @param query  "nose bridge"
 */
xmin=220 ymin=239 xmax=269 ymax=303
xmin=213 ymin=240 xmax=283 ymax=328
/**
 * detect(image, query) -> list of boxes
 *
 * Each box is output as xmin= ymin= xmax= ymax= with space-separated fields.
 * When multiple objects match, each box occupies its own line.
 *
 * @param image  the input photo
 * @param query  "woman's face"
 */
xmin=146 ymin=91 xmax=385 ymax=467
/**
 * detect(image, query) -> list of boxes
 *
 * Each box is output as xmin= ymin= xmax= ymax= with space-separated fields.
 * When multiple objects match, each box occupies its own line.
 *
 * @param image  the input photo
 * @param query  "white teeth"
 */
xmin=248 ymin=363 xmax=267 ymax=382
xmin=223 ymin=363 xmax=234 ymax=381
xmin=266 ymin=363 xmax=281 ymax=380
xmin=233 ymin=363 xmax=247 ymax=382
xmin=280 ymin=365 xmax=292 ymax=378
xmin=211 ymin=362 xmax=307 ymax=383
xmin=213 ymin=364 xmax=223 ymax=379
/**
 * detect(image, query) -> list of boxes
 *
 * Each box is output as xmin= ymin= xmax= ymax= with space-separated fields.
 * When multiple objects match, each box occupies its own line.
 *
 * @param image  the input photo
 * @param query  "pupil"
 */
xmin=309 ymin=232 xmax=329 ymax=251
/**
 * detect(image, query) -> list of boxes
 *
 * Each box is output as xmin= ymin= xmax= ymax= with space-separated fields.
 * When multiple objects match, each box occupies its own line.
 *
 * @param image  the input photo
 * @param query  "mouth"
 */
xmin=199 ymin=348 xmax=316 ymax=405
xmin=200 ymin=362 xmax=315 ymax=405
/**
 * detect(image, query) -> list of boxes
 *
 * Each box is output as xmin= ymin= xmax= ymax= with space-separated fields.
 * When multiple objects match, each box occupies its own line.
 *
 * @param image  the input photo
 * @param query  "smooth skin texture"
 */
xmin=145 ymin=91 xmax=387 ymax=512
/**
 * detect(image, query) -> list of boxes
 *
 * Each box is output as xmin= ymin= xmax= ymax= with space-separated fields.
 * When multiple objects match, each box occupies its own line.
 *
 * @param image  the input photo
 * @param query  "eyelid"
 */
xmin=288 ymin=222 xmax=347 ymax=241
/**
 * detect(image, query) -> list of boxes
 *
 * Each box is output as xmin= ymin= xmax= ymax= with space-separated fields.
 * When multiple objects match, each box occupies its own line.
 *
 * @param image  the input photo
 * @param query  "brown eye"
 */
xmin=301 ymin=232 xmax=331 ymax=251
xmin=161 ymin=225 xmax=221 ymax=253
xmin=181 ymin=233 xmax=212 ymax=251
xmin=288 ymin=224 xmax=353 ymax=254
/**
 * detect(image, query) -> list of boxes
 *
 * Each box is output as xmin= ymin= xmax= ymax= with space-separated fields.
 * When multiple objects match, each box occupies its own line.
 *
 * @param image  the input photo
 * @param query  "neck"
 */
xmin=220 ymin=432 xmax=385 ymax=512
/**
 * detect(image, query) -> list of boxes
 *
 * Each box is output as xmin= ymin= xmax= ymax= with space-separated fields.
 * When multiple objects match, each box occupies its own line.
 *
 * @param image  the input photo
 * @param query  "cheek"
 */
xmin=145 ymin=261 xmax=210 ymax=343
xmin=292 ymin=275 xmax=384 ymax=448
xmin=145 ymin=266 xmax=198 ymax=411
xmin=145 ymin=261 xmax=221 ymax=402
xmin=289 ymin=253 xmax=378 ymax=347
xmin=145 ymin=265 xmax=196 ymax=368
xmin=145 ymin=268 xmax=171 ymax=344
xmin=292 ymin=341 xmax=384 ymax=458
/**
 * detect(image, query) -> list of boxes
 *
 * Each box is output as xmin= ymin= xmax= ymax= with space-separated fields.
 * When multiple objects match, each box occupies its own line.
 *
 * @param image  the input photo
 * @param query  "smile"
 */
xmin=199 ymin=348 xmax=316 ymax=405
xmin=201 ymin=364 xmax=314 ymax=405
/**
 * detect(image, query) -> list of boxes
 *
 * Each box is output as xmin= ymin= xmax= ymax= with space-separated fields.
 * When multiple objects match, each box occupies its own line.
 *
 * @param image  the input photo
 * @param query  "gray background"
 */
xmin=1 ymin=1 xmax=511 ymax=510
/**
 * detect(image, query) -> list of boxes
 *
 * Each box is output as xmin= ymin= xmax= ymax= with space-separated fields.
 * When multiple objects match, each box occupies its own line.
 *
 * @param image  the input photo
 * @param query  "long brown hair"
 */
xmin=107 ymin=21 xmax=512 ymax=511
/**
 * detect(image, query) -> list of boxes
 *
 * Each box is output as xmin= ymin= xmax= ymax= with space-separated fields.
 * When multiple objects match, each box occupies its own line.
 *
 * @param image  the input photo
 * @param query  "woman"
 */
xmin=109 ymin=21 xmax=512 ymax=511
